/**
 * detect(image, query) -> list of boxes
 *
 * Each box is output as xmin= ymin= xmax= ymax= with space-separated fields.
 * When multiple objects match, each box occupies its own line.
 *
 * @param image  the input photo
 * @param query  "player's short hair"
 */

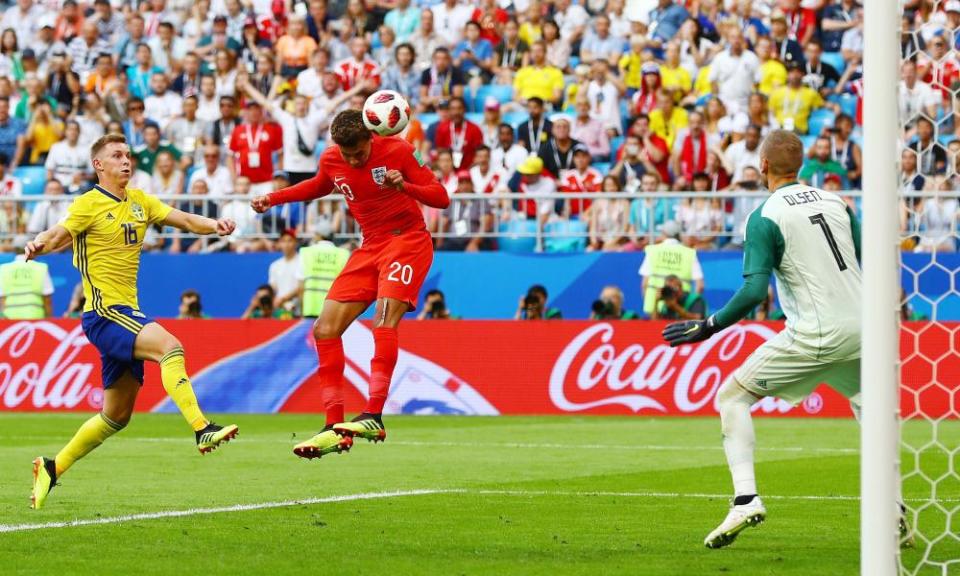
xmin=528 ymin=284 xmax=548 ymax=299
xmin=760 ymin=129 xmax=804 ymax=177
xmin=90 ymin=133 xmax=127 ymax=164
xmin=330 ymin=109 xmax=372 ymax=147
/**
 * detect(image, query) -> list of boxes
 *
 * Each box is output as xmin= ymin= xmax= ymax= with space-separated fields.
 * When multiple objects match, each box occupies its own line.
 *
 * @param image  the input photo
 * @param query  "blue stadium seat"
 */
xmin=837 ymin=94 xmax=858 ymax=120
xmin=473 ymin=85 xmax=514 ymax=112
xmin=938 ymin=134 xmax=956 ymax=147
xmin=808 ymin=108 xmax=836 ymax=136
xmin=497 ymin=220 xmax=538 ymax=252
xmin=800 ymin=134 xmax=818 ymax=151
xmin=418 ymin=112 xmax=439 ymax=129
xmin=821 ymin=51 xmax=846 ymax=76
xmin=465 ymin=112 xmax=484 ymax=126
xmin=13 ymin=166 xmax=46 ymax=195
xmin=610 ymin=136 xmax=625 ymax=156
xmin=503 ymin=111 xmax=530 ymax=129
xmin=592 ymin=162 xmax=611 ymax=175
xmin=544 ymin=220 xmax=587 ymax=253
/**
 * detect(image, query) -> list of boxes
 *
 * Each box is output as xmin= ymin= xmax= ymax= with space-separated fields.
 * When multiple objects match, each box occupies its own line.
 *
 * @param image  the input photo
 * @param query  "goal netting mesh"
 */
xmin=898 ymin=2 xmax=960 ymax=572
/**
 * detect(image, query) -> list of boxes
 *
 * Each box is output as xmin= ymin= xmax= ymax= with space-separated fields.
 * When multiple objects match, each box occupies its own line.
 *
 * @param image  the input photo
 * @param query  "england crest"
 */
xmin=371 ymin=166 xmax=387 ymax=186
xmin=131 ymin=202 xmax=145 ymax=221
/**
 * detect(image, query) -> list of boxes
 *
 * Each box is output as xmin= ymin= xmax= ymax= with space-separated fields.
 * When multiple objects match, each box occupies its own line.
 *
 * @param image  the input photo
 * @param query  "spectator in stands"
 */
xmin=434 ymin=96 xmax=484 ymax=170
xmin=821 ymin=0 xmax=860 ymax=53
xmin=454 ymin=20 xmax=495 ymax=87
xmin=269 ymin=229 xmax=302 ymax=314
xmin=559 ymin=145 xmax=601 ymax=218
xmin=335 ymin=37 xmax=381 ymax=91
xmin=799 ymin=136 xmax=847 ymax=188
xmin=196 ymin=16 xmax=241 ymax=64
xmin=541 ymin=20 xmax=570 ymax=72
xmin=417 ymin=289 xmax=453 ymax=320
xmin=554 ymin=0 xmax=589 ymax=46
xmin=580 ymin=15 xmax=623 ymax=67
xmin=676 ymin=172 xmax=723 ymax=248
xmin=587 ymin=174 xmax=629 ymax=251
xmin=639 ymin=219 xmax=703 ymax=317
xmin=770 ymin=61 xmax=825 ymax=134
xmin=242 ymin=284 xmax=294 ymax=319
xmin=85 ymin=52 xmax=118 ymax=98
xmin=420 ymin=47 xmax=465 ymax=112
xmin=572 ymin=96 xmax=610 ymax=161
xmin=149 ymin=21 xmax=187 ymax=73
xmin=386 ymin=0 xmax=420 ymax=44
xmin=165 ymin=95 xmax=205 ymax=168
xmin=590 ymin=285 xmax=639 ymax=319
xmin=432 ymin=0 xmax=473 ymax=47
xmin=76 ymin=93 xmax=107 ymax=150
xmin=151 ymin=150 xmax=183 ymax=196
xmin=296 ymin=48 xmax=328 ymax=100
xmin=0 ymin=154 xmax=22 ymax=197
xmin=207 ymin=95 xmax=240 ymax=150
xmin=770 ymin=9 xmax=805 ymax=65
xmin=515 ymin=284 xmax=562 ymax=320
xmin=649 ymin=88 xmax=687 ymax=150
xmin=134 ymin=124 xmax=180 ymax=176
xmin=196 ymin=77 xmax=221 ymax=124
xmin=509 ymin=155 xmax=556 ymax=225
xmin=647 ymin=0 xmax=688 ymax=47
xmin=437 ymin=170 xmax=495 ymax=251
xmin=190 ymin=144 xmax=234 ymax=196
xmin=32 ymin=18 xmax=67 ymax=77
xmin=144 ymin=72 xmax=183 ymax=131
xmin=755 ymin=36 xmax=787 ymax=96
xmin=829 ymin=113 xmax=861 ymax=187
xmin=901 ymin=148 xmax=926 ymax=193
xmin=540 ymin=115 xmax=582 ymax=177
xmin=914 ymin=176 xmax=959 ymax=253
xmin=68 ymin=21 xmax=110 ymax=83
xmin=802 ymin=39 xmax=841 ymax=97
xmin=45 ymin=120 xmax=90 ymax=193
xmin=172 ymin=53 xmax=203 ymax=99
xmin=518 ymin=96 xmax=552 ymax=151
xmin=229 ymin=100 xmax=283 ymax=195
xmin=90 ymin=0 xmax=123 ymax=45
xmin=276 ymin=15 xmax=317 ymax=79
xmin=381 ymin=43 xmax=422 ymax=111
xmin=660 ymin=40 xmax=692 ymax=101
xmin=178 ymin=289 xmax=208 ymax=319
xmin=213 ymin=48 xmax=239 ymax=98
xmin=491 ymin=122 xmax=527 ymax=174
xmin=651 ymin=273 xmax=706 ymax=320
xmin=839 ymin=7 xmax=864 ymax=78
xmin=611 ymin=134 xmax=651 ymax=191
xmin=900 ymin=60 xmax=938 ymax=133
xmin=27 ymin=178 xmax=68 ymax=235
xmin=470 ymin=144 xmax=509 ymax=194
xmin=586 ymin=59 xmax=625 ymax=137
xmin=513 ymin=41 xmax=564 ymax=107
xmin=24 ymin=101 xmax=62 ymax=166
xmin=127 ymin=44 xmax=163 ymax=101
xmin=493 ymin=18 xmax=528 ymax=83
xmin=410 ymin=9 xmax=443 ymax=72
xmin=628 ymin=171 xmax=673 ymax=248
xmin=672 ymin=110 xmax=718 ymax=186
xmin=709 ymin=27 xmax=759 ymax=114
xmin=725 ymin=123 xmax=762 ymax=182
xmin=308 ymin=72 xmax=370 ymax=131
xmin=910 ymin=116 xmax=947 ymax=176
xmin=478 ymin=97 xmax=502 ymax=148
xmin=217 ymin=175 xmax=267 ymax=253
xmin=620 ymin=36 xmax=648 ymax=98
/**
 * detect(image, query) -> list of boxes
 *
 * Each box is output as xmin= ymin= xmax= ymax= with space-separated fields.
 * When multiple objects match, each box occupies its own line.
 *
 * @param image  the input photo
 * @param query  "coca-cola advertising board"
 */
xmin=0 ymin=320 xmax=955 ymax=418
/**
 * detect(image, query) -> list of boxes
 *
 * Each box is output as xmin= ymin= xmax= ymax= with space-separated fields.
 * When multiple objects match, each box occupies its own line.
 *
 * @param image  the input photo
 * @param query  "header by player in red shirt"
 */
xmin=251 ymin=109 xmax=449 ymax=460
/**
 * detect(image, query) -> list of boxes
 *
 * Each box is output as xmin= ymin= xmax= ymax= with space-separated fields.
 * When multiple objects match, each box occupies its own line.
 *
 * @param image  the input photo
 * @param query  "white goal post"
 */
xmin=861 ymin=0 xmax=901 ymax=575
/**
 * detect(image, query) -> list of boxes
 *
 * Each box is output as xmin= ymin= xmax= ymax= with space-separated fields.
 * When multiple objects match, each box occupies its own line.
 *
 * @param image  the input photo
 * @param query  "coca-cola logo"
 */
xmin=549 ymin=323 xmax=782 ymax=414
xmin=0 ymin=322 xmax=95 ymax=410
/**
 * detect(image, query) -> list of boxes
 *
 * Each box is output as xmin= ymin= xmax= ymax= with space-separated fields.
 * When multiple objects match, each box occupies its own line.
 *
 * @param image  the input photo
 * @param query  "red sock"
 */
xmin=315 ymin=337 xmax=345 ymax=426
xmin=366 ymin=327 xmax=398 ymax=414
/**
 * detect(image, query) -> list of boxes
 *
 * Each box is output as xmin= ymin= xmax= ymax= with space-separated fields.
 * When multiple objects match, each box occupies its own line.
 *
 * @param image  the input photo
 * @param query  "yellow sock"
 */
xmin=160 ymin=347 xmax=208 ymax=432
xmin=55 ymin=413 xmax=124 ymax=477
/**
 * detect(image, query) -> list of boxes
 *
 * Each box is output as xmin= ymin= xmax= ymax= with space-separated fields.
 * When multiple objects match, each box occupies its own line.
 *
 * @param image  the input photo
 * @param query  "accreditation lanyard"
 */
xmin=832 ymin=137 xmax=850 ymax=167
xmin=246 ymin=123 xmax=265 ymax=150
xmin=528 ymin=116 xmax=545 ymax=148
xmin=451 ymin=122 xmax=467 ymax=152
xmin=501 ymin=44 xmax=518 ymax=68
xmin=551 ymin=142 xmax=571 ymax=171
xmin=782 ymin=88 xmax=803 ymax=119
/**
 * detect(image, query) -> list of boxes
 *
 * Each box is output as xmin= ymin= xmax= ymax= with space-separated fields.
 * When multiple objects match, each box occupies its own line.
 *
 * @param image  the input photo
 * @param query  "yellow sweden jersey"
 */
xmin=59 ymin=185 xmax=173 ymax=313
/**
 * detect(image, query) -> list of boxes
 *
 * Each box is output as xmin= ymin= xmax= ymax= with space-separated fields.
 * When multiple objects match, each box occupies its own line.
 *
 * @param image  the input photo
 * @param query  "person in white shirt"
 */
xmin=150 ymin=150 xmax=184 ymax=196
xmin=165 ymin=95 xmax=208 ymax=167
xmin=269 ymin=229 xmax=302 ymax=313
xmin=75 ymin=93 xmax=108 ymax=152
xmin=470 ymin=145 xmax=509 ymax=194
xmin=144 ymin=72 xmax=184 ymax=131
xmin=27 ymin=179 xmax=69 ymax=235
xmin=1 ymin=0 xmax=43 ymax=53
xmin=45 ymin=121 xmax=92 ymax=193
xmin=724 ymin=124 xmax=762 ymax=182
xmin=239 ymin=75 xmax=322 ymax=185
xmin=899 ymin=59 xmax=939 ymax=127
xmin=296 ymin=48 xmax=327 ymax=100
xmin=188 ymin=143 xmax=234 ymax=195
xmin=553 ymin=0 xmax=590 ymax=44
xmin=431 ymin=0 xmax=473 ymax=47
xmin=196 ymin=75 xmax=222 ymax=123
xmin=586 ymin=60 xmax=625 ymax=136
xmin=708 ymin=27 xmax=760 ymax=115
xmin=490 ymin=123 xmax=527 ymax=175
xmin=212 ymin=175 xmax=269 ymax=253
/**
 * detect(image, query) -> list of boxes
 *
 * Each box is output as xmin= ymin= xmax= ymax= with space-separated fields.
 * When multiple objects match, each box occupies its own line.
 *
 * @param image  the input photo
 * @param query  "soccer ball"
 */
xmin=362 ymin=90 xmax=411 ymax=136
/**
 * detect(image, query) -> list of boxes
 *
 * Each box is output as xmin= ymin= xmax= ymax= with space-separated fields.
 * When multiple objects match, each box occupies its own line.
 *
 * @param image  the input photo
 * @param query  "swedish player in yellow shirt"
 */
xmin=27 ymin=134 xmax=239 ymax=510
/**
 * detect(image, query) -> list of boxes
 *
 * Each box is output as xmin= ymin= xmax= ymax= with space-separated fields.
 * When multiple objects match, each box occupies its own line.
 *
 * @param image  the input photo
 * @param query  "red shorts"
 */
xmin=327 ymin=230 xmax=434 ymax=310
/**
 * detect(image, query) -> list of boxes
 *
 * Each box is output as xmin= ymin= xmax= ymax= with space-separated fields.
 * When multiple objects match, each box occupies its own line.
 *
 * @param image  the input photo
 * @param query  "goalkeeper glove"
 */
xmin=662 ymin=315 xmax=721 ymax=347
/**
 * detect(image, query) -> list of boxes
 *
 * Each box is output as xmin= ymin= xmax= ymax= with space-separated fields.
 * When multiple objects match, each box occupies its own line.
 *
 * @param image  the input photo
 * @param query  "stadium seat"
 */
xmin=465 ymin=112 xmax=484 ymax=126
xmin=592 ymin=162 xmax=611 ymax=175
xmin=938 ymin=134 xmax=956 ymax=146
xmin=473 ymin=85 xmax=514 ymax=112
xmin=544 ymin=220 xmax=587 ymax=253
xmin=418 ymin=113 xmax=439 ymax=129
xmin=610 ymin=136 xmax=625 ymax=157
xmin=497 ymin=220 xmax=538 ymax=252
xmin=808 ymin=109 xmax=836 ymax=136
xmin=503 ymin=111 xmax=530 ymax=129
xmin=13 ymin=166 xmax=46 ymax=195
xmin=837 ymin=94 xmax=858 ymax=120
xmin=800 ymin=134 xmax=818 ymax=151
xmin=821 ymin=51 xmax=846 ymax=76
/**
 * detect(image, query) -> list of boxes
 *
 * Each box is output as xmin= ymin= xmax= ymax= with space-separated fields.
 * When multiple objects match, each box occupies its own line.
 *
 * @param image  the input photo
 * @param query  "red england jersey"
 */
xmin=559 ymin=167 xmax=602 ymax=215
xmin=269 ymin=136 xmax=449 ymax=239
xmin=335 ymin=58 xmax=382 ymax=91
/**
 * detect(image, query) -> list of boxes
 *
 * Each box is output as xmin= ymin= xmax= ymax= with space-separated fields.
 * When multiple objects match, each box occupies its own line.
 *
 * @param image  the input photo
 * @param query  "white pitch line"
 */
xmin=2 ymin=489 xmax=957 ymax=534
xmin=0 ymin=436 xmax=860 ymax=454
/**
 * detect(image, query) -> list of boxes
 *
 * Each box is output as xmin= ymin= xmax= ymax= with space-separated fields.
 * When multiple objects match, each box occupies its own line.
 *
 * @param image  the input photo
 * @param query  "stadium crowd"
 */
xmin=0 ymin=0 xmax=956 ymax=254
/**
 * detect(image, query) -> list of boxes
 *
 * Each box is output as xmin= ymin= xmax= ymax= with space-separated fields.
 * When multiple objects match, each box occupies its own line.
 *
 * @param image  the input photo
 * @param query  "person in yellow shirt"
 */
xmin=755 ymin=36 xmax=787 ymax=95
xmin=648 ymin=89 xmax=689 ymax=151
xmin=26 ymin=133 xmax=241 ymax=510
xmin=513 ymin=40 xmax=565 ymax=105
xmin=618 ymin=34 xmax=646 ymax=95
xmin=660 ymin=41 xmax=692 ymax=101
xmin=769 ymin=61 xmax=825 ymax=134
xmin=519 ymin=1 xmax=544 ymax=45
xmin=693 ymin=65 xmax=713 ymax=101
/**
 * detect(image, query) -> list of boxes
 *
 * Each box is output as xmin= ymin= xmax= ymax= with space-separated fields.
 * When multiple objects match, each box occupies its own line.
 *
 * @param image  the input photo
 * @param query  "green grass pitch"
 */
xmin=1 ymin=414 xmax=956 ymax=575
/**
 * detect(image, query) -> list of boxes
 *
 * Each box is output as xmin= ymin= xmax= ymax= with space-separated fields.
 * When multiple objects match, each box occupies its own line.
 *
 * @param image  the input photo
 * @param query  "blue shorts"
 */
xmin=81 ymin=305 xmax=154 ymax=388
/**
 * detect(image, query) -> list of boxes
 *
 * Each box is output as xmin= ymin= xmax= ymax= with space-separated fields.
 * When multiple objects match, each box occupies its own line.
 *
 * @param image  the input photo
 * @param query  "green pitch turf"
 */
xmin=1 ymin=414 xmax=956 ymax=576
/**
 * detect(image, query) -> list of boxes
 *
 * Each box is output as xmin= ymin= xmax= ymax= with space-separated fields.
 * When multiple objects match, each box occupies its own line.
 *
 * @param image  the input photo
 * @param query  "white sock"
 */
xmin=718 ymin=378 xmax=758 ymax=497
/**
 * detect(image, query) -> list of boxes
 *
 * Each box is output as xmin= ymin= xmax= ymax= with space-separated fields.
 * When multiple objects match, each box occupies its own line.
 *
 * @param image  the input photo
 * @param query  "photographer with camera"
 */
xmin=242 ymin=284 xmax=294 ymax=319
xmin=640 ymin=220 xmax=704 ymax=317
xmin=417 ymin=289 xmax=455 ymax=320
xmin=515 ymin=284 xmax=562 ymax=320
xmin=177 ymin=289 xmax=209 ymax=319
xmin=590 ymin=285 xmax=640 ymax=320
xmin=651 ymin=274 xmax=706 ymax=320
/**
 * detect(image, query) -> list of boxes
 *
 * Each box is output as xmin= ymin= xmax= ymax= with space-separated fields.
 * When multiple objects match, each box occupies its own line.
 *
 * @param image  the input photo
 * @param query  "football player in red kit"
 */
xmin=251 ymin=110 xmax=450 ymax=458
